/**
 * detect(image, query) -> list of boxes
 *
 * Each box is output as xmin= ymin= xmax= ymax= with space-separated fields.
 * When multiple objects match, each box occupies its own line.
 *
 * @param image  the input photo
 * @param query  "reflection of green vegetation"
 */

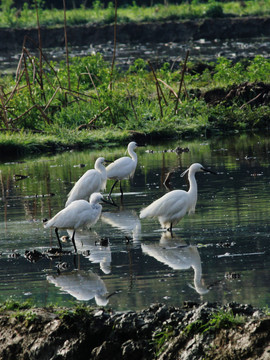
xmin=0 ymin=0 xmax=270 ymax=27
xmin=1 ymin=54 xmax=270 ymax=155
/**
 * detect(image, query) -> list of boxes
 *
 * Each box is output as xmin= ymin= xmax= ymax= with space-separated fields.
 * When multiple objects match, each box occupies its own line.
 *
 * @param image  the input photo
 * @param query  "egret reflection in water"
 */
xmin=101 ymin=209 xmax=141 ymax=243
xmin=47 ymin=270 xmax=109 ymax=306
xmin=141 ymin=232 xmax=209 ymax=295
xmin=67 ymin=229 xmax=111 ymax=274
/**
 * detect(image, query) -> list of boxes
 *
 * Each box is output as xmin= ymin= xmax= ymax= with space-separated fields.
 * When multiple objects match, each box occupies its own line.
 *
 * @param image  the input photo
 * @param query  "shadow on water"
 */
xmin=0 ymin=134 xmax=270 ymax=310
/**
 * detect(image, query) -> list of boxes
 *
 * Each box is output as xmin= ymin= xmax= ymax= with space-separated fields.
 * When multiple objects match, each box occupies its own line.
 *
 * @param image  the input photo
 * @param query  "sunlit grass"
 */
xmin=0 ymin=0 xmax=270 ymax=28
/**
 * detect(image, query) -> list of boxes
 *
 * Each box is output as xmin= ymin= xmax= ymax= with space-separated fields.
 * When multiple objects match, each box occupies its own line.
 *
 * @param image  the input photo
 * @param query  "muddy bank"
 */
xmin=1 ymin=16 xmax=270 ymax=51
xmin=1 ymin=301 xmax=270 ymax=359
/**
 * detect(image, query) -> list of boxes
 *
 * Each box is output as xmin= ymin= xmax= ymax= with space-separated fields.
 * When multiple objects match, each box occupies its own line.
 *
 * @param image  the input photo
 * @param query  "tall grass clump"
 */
xmin=0 ymin=52 xmax=270 ymax=151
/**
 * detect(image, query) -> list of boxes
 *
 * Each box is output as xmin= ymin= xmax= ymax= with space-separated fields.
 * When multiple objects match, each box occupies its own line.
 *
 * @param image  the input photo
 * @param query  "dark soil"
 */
xmin=0 ymin=302 xmax=269 ymax=359
xmin=202 ymin=82 xmax=270 ymax=107
xmin=1 ymin=16 xmax=270 ymax=51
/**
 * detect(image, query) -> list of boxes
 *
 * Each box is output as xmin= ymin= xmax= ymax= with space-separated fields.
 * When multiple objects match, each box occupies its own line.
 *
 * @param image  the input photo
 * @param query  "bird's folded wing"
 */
xmin=140 ymin=190 xmax=187 ymax=218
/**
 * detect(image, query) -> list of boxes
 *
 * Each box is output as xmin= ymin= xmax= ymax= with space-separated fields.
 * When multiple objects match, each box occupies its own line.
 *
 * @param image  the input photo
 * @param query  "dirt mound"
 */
xmin=202 ymin=82 xmax=270 ymax=107
xmin=0 ymin=302 xmax=269 ymax=360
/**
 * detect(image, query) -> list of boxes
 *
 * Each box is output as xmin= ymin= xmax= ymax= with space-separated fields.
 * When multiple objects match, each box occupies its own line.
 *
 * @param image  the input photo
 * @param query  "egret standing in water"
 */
xmin=65 ymin=157 xmax=107 ymax=207
xmin=106 ymin=141 xmax=139 ymax=199
xmin=140 ymin=163 xmax=216 ymax=233
xmin=44 ymin=193 xmax=108 ymax=252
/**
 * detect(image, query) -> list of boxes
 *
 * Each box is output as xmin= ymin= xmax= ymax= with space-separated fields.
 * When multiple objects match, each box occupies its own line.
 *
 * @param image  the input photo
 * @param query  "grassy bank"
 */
xmin=0 ymin=53 xmax=270 ymax=157
xmin=1 ymin=0 xmax=270 ymax=28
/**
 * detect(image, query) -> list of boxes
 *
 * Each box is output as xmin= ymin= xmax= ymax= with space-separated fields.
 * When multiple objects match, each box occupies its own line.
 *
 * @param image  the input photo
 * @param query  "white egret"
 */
xmin=44 ymin=192 xmax=107 ymax=253
xmin=106 ymin=141 xmax=139 ymax=199
xmin=65 ymin=157 xmax=107 ymax=207
xmin=140 ymin=163 xmax=216 ymax=233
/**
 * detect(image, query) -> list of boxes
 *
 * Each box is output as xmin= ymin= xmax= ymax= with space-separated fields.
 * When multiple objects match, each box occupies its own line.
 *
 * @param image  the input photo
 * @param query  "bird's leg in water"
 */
xmin=119 ymin=181 xmax=123 ymax=198
xmin=71 ymin=229 xmax=77 ymax=253
xmin=108 ymin=180 xmax=118 ymax=199
xmin=167 ymin=223 xmax=174 ymax=237
xmin=55 ymin=228 xmax=62 ymax=250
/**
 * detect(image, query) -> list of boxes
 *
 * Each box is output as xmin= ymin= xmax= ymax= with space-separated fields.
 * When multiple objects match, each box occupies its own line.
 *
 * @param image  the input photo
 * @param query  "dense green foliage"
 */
xmin=1 ymin=53 xmax=269 ymax=148
xmin=0 ymin=0 xmax=270 ymax=28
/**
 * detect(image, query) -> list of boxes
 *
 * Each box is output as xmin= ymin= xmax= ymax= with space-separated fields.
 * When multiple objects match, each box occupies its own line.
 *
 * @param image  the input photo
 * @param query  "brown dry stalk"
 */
xmin=77 ymin=106 xmax=110 ymax=130
xmin=148 ymin=61 xmax=168 ymax=106
xmin=86 ymin=66 xmax=100 ymax=102
xmin=127 ymin=89 xmax=138 ymax=123
xmin=109 ymin=0 xmax=118 ymax=91
xmin=0 ymin=88 xmax=9 ymax=128
xmin=11 ymin=104 xmax=38 ymax=124
xmin=61 ymin=87 xmax=95 ymax=100
xmin=174 ymin=50 xmax=189 ymax=114
xmin=44 ymin=87 xmax=60 ymax=112
xmin=157 ymin=78 xmax=180 ymax=101
xmin=16 ymin=50 xmax=25 ymax=81
xmin=34 ymin=0 xmax=44 ymax=98
xmin=63 ymin=0 xmax=70 ymax=90
xmin=240 ymin=92 xmax=262 ymax=109
xmin=23 ymin=55 xmax=35 ymax=104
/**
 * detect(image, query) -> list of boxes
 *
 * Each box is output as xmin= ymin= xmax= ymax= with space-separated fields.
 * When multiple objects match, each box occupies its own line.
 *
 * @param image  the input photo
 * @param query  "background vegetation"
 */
xmin=0 ymin=52 xmax=269 ymax=155
xmin=0 ymin=0 xmax=270 ymax=28
xmin=0 ymin=0 xmax=269 ymax=155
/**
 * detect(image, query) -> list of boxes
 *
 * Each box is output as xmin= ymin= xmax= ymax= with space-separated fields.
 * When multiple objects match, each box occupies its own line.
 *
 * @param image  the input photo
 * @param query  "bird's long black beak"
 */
xmin=101 ymin=198 xmax=118 ymax=206
xmin=104 ymin=159 xmax=113 ymax=164
xmin=202 ymin=167 xmax=216 ymax=175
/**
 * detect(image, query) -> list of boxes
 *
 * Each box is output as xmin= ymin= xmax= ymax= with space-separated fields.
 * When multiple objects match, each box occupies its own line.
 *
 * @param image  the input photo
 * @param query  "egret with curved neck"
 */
xmin=44 ymin=193 xmax=109 ymax=253
xmin=140 ymin=163 xmax=216 ymax=234
xmin=106 ymin=141 xmax=138 ymax=199
xmin=65 ymin=157 xmax=107 ymax=207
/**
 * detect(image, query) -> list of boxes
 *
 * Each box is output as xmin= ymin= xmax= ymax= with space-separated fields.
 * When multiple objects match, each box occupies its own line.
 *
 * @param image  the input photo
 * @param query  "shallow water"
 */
xmin=1 ymin=37 xmax=270 ymax=73
xmin=1 ymin=133 xmax=270 ymax=310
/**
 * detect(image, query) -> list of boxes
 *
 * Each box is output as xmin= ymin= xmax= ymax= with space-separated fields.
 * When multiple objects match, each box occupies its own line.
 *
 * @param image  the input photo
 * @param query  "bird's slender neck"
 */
xmin=95 ymin=161 xmax=106 ymax=174
xmin=128 ymin=146 xmax=137 ymax=161
xmin=187 ymin=170 xmax=198 ymax=195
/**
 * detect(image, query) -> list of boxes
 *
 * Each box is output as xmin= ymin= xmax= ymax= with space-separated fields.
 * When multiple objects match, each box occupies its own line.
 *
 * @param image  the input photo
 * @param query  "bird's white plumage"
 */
xmin=45 ymin=192 xmax=104 ymax=231
xmin=140 ymin=163 xmax=213 ymax=231
xmin=106 ymin=142 xmax=138 ymax=180
xmin=140 ymin=190 xmax=191 ymax=229
xmin=65 ymin=157 xmax=107 ymax=207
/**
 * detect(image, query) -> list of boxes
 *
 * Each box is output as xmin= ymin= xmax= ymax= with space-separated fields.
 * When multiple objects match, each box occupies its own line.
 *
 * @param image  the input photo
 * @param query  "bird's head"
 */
xmin=181 ymin=163 xmax=216 ymax=177
xmin=89 ymin=192 xmax=104 ymax=204
xmin=95 ymin=157 xmax=105 ymax=165
xmin=128 ymin=141 xmax=138 ymax=150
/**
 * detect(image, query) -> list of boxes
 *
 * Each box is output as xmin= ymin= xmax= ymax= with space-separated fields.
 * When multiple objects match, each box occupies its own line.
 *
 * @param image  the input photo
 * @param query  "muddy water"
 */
xmin=1 ymin=37 xmax=270 ymax=74
xmin=0 ymin=134 xmax=270 ymax=310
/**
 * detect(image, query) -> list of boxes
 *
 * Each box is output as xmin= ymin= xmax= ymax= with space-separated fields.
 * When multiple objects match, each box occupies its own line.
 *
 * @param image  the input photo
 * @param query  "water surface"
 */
xmin=1 ymin=134 xmax=270 ymax=310
xmin=1 ymin=36 xmax=270 ymax=73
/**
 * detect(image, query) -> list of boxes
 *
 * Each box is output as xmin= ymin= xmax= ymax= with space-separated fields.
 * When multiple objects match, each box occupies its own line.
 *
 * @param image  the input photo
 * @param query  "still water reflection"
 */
xmin=0 ymin=133 xmax=270 ymax=310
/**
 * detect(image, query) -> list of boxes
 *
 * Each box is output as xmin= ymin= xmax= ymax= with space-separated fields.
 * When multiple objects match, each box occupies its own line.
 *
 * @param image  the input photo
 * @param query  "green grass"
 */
xmin=0 ymin=0 xmax=270 ymax=28
xmin=184 ymin=309 xmax=245 ymax=336
xmin=0 ymin=53 xmax=270 ymax=156
xmin=0 ymin=299 xmax=33 ymax=311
